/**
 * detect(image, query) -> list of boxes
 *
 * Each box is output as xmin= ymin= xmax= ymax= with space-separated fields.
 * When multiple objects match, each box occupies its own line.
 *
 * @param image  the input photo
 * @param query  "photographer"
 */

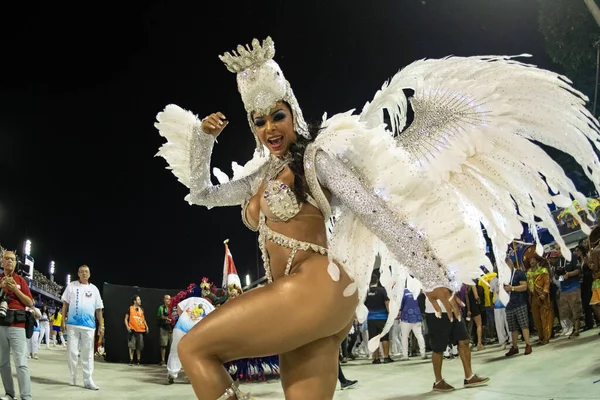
xmin=0 ymin=250 xmax=34 ymax=400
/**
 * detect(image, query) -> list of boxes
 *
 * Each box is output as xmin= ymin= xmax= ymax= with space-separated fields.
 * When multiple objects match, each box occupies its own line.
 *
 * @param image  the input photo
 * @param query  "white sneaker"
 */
xmin=564 ymin=328 xmax=573 ymax=337
xmin=84 ymin=381 xmax=99 ymax=390
xmin=0 ymin=394 xmax=15 ymax=400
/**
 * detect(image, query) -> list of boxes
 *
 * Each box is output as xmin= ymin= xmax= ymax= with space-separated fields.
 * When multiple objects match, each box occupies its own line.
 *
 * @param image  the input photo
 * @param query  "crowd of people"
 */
xmin=4 ymin=30 xmax=600 ymax=399
xmin=30 ymin=270 xmax=63 ymax=299
xmin=1 ymin=233 xmax=600 ymax=399
xmin=336 ymin=237 xmax=600 ymax=392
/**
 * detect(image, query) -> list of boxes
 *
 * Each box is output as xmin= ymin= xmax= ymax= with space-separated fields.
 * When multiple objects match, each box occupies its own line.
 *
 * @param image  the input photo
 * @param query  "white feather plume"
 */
xmin=154 ymin=104 xmax=201 ymax=188
xmin=357 ymin=54 xmax=600 ymax=290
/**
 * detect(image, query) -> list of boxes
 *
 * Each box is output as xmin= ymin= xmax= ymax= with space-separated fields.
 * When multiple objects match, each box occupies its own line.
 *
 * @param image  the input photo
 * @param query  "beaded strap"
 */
xmin=258 ymin=212 xmax=328 ymax=283
xmin=216 ymin=381 xmax=251 ymax=400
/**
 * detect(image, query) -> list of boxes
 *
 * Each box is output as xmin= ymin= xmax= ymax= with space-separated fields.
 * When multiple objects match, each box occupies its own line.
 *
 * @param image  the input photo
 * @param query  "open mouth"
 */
xmin=267 ymin=136 xmax=283 ymax=147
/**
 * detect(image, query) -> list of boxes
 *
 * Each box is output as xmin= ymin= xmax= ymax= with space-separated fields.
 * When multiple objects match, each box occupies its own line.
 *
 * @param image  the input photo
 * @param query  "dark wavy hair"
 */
xmin=288 ymin=122 xmax=322 ymax=202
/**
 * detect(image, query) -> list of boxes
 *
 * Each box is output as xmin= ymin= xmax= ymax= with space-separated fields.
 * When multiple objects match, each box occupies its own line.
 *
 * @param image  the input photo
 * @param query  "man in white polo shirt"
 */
xmin=61 ymin=265 xmax=104 ymax=390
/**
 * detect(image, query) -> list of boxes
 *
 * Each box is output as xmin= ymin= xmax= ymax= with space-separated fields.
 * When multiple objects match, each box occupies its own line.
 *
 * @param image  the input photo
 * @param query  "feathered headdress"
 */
xmin=219 ymin=37 xmax=310 ymax=153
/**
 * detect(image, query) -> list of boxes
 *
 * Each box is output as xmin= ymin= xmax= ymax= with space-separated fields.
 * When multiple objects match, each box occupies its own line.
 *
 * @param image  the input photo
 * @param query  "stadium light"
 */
xmin=50 ymin=261 xmax=55 ymax=275
xmin=245 ymin=274 xmax=251 ymax=287
xmin=24 ymin=240 xmax=31 ymax=256
xmin=66 ymin=274 xmax=71 ymax=285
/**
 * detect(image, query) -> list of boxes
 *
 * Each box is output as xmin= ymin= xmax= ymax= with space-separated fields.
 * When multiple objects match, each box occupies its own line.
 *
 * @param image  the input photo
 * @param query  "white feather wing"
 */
xmin=359 ymin=55 xmax=600 ymax=288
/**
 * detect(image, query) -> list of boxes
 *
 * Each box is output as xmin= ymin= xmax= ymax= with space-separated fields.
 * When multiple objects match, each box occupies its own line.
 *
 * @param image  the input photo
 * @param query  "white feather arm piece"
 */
xmin=155 ymin=104 xmax=201 ymax=188
xmin=155 ymin=104 xmax=265 ymax=208
xmin=212 ymin=168 xmax=230 ymax=184
xmin=359 ymin=54 xmax=600 ymax=290
xmin=212 ymin=146 xmax=269 ymax=184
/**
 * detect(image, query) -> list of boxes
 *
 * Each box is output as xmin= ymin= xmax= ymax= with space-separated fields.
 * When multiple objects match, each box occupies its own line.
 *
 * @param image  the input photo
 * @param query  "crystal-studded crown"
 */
xmin=217 ymin=36 xmax=311 ymax=143
xmin=219 ymin=37 xmax=276 ymax=74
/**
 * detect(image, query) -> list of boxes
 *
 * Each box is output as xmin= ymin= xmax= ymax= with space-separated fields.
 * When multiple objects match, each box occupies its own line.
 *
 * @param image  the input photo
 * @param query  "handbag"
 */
xmin=24 ymin=311 xmax=37 ymax=339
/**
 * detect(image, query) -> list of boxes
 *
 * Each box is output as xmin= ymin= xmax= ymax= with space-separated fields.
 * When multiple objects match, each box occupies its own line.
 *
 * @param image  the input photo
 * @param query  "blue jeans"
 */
xmin=0 ymin=326 xmax=31 ymax=399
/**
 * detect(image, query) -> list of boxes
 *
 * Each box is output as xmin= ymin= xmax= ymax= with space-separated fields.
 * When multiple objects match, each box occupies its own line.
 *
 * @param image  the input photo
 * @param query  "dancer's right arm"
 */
xmin=156 ymin=106 xmax=261 ymax=208
xmin=187 ymin=119 xmax=256 ymax=207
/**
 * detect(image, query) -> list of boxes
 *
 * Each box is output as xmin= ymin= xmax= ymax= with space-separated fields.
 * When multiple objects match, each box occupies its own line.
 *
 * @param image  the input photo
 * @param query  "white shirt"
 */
xmin=61 ymin=281 xmax=103 ymax=331
xmin=174 ymin=297 xmax=215 ymax=333
xmin=425 ymin=298 xmax=447 ymax=314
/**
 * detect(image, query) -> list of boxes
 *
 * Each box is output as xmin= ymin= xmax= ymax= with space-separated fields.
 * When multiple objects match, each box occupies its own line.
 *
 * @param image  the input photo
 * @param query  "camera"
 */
xmin=0 ymin=288 xmax=9 ymax=318
xmin=554 ymin=264 xmax=567 ymax=280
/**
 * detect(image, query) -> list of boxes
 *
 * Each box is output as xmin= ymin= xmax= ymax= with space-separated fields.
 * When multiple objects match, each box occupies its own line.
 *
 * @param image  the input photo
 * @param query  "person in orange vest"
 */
xmin=125 ymin=295 xmax=148 ymax=366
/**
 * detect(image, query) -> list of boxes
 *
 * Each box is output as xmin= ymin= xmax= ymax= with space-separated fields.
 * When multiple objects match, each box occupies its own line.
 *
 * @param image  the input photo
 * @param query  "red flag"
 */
xmin=222 ymin=239 xmax=242 ymax=293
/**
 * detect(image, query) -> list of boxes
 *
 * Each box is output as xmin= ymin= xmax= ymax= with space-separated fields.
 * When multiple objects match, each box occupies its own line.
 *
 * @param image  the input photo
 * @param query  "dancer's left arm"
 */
xmin=314 ymin=150 xmax=460 ymax=317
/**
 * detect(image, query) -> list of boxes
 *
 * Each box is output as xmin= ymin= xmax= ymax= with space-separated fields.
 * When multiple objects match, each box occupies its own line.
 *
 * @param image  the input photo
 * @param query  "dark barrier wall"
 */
xmin=103 ymin=283 xmax=180 ymax=364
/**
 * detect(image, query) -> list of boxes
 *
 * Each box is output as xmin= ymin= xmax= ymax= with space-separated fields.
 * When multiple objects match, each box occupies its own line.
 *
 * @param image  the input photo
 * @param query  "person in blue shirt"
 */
xmin=504 ymin=258 xmax=532 ymax=356
xmin=399 ymin=284 xmax=427 ymax=360
xmin=557 ymin=254 xmax=582 ymax=338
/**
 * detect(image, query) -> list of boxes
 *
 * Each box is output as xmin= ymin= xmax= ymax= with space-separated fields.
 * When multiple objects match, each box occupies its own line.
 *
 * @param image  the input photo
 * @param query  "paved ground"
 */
xmin=2 ymin=329 xmax=599 ymax=399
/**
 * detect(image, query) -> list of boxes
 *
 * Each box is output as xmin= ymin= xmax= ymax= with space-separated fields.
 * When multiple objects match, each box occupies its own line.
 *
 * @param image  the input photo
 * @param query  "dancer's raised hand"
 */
xmin=201 ymin=112 xmax=229 ymax=137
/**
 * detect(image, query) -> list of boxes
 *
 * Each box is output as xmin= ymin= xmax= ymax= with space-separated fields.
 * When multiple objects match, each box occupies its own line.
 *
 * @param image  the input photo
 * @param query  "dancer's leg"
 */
xmin=281 ymin=330 xmax=349 ymax=400
xmin=179 ymin=258 xmax=357 ymax=399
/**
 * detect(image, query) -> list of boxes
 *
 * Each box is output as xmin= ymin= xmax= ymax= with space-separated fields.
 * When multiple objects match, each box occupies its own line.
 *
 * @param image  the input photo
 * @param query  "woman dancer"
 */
xmin=38 ymin=304 xmax=51 ymax=350
xmin=156 ymin=37 xmax=600 ymax=399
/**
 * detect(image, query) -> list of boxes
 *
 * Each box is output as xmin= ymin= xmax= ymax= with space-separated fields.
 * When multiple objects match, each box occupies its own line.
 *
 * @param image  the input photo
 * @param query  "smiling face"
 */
xmin=252 ymin=101 xmax=297 ymax=157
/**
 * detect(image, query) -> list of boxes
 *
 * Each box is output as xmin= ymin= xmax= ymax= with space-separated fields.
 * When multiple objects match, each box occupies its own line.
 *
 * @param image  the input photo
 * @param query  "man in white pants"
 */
xmin=399 ymin=278 xmax=427 ymax=360
xmin=27 ymin=307 xmax=41 ymax=359
xmin=490 ymin=276 xmax=511 ymax=348
xmin=61 ymin=265 xmax=104 ymax=390
xmin=167 ymin=296 xmax=215 ymax=384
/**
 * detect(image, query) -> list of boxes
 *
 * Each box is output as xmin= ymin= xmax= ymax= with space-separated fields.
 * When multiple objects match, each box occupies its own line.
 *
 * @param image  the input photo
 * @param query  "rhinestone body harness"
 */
xmin=258 ymin=211 xmax=328 ymax=284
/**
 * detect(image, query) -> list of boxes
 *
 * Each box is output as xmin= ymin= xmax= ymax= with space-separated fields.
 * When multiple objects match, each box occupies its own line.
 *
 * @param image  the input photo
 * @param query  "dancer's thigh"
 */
xmin=180 ymin=256 xmax=357 ymax=363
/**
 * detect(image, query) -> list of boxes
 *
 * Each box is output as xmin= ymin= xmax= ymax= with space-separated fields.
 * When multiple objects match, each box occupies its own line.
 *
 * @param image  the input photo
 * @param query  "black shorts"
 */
xmin=468 ymin=292 xmax=482 ymax=318
xmin=367 ymin=319 xmax=389 ymax=341
xmin=426 ymin=313 xmax=470 ymax=353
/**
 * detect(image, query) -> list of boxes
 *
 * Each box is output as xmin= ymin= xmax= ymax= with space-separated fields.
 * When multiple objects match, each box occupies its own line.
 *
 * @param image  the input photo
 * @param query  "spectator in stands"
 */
xmin=61 ymin=265 xmax=104 ymax=390
xmin=125 ymin=295 xmax=148 ymax=366
xmin=158 ymin=294 xmax=172 ymax=366
xmin=0 ymin=250 xmax=34 ymax=400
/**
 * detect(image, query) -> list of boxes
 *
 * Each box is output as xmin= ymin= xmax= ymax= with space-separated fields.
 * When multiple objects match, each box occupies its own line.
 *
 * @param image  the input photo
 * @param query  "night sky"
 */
xmin=0 ymin=0 xmax=559 ymax=292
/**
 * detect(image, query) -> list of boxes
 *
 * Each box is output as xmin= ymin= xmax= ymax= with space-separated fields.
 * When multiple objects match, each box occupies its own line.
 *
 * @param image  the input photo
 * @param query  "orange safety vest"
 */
xmin=128 ymin=306 xmax=146 ymax=333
